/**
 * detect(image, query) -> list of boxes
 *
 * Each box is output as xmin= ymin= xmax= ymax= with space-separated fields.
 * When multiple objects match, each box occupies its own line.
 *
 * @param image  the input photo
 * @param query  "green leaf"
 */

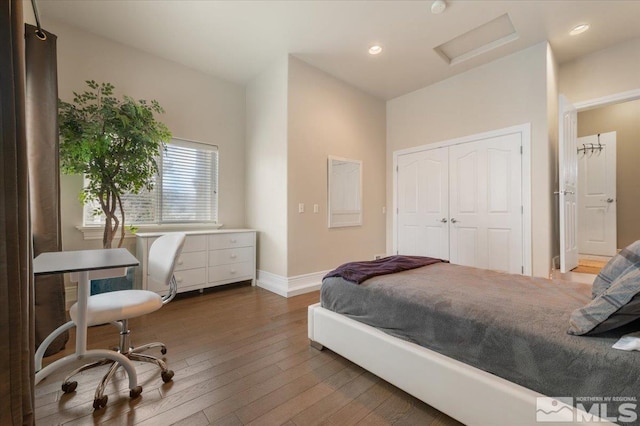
xmin=59 ymin=80 xmax=171 ymax=247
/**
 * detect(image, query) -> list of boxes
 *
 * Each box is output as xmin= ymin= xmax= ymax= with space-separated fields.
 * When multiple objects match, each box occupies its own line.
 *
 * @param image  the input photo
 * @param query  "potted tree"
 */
xmin=58 ymin=80 xmax=171 ymax=249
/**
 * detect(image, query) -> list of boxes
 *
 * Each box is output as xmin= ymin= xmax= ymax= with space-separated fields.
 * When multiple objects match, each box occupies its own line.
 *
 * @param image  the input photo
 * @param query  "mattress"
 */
xmin=321 ymin=263 xmax=640 ymax=403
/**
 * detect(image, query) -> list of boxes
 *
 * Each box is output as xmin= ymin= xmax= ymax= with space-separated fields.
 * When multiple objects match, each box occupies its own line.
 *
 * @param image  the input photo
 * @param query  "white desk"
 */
xmin=33 ymin=248 xmax=142 ymax=396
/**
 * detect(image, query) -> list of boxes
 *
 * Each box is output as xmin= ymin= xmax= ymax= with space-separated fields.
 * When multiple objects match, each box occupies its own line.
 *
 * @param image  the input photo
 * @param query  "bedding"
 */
xmin=569 ymin=266 xmax=640 ymax=335
xmin=324 ymin=255 xmax=445 ymax=284
xmin=592 ymin=240 xmax=640 ymax=298
xmin=321 ymin=262 xmax=640 ymax=404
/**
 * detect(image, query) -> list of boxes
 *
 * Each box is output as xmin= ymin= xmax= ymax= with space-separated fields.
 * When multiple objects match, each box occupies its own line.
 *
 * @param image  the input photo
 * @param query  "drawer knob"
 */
xmin=230 ymin=270 xmax=236 ymax=274
xmin=230 ymin=239 xmax=237 ymax=243
xmin=230 ymin=254 xmax=237 ymax=259
xmin=176 ymin=276 xmax=183 ymax=283
xmin=177 ymin=258 xmax=183 ymax=265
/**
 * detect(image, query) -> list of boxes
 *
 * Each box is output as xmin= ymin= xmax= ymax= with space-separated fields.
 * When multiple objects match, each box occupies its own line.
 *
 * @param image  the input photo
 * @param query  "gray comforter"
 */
xmin=321 ymin=263 xmax=640 ymax=408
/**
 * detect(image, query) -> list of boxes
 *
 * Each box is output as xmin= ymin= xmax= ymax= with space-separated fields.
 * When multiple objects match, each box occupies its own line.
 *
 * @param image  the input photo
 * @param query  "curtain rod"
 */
xmin=30 ymin=0 xmax=47 ymax=40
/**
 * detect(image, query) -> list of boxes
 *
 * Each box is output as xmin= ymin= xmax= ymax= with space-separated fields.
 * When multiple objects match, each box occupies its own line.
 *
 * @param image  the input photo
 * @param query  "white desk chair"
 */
xmin=35 ymin=232 xmax=186 ymax=410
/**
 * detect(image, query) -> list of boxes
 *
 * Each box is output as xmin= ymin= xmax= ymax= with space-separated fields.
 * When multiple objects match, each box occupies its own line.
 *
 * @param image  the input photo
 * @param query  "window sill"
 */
xmin=76 ymin=223 xmax=224 ymax=241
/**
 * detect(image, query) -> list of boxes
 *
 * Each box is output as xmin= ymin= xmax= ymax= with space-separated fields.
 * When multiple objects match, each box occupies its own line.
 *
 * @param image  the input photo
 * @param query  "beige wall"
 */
xmin=577 ymin=99 xmax=640 ymax=249
xmin=22 ymin=0 xmax=35 ymax=24
xmin=49 ymin=20 xmax=246 ymax=254
xmin=559 ymin=37 xmax=640 ymax=104
xmin=387 ymin=42 xmax=554 ymax=277
xmin=245 ymin=57 xmax=289 ymax=276
xmin=547 ymin=44 xmax=560 ymax=263
xmin=287 ymin=57 xmax=387 ymax=276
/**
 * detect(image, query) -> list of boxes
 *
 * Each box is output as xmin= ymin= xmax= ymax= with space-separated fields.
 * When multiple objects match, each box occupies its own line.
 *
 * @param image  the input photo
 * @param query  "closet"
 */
xmin=396 ymin=132 xmax=524 ymax=274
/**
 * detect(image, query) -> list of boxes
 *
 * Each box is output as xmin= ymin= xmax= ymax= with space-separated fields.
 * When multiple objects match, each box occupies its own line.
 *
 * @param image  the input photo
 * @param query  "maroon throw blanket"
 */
xmin=324 ymin=255 xmax=446 ymax=284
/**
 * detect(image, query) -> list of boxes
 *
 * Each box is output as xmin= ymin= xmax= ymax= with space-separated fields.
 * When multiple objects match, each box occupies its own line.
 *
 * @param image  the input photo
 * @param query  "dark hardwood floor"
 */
xmin=35 ymin=284 xmax=463 ymax=425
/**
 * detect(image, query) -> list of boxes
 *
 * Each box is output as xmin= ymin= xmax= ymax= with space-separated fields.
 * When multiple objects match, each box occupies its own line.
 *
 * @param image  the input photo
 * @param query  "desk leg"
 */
xmin=35 ymin=321 xmax=75 ymax=371
xmin=75 ymin=271 xmax=89 ymax=353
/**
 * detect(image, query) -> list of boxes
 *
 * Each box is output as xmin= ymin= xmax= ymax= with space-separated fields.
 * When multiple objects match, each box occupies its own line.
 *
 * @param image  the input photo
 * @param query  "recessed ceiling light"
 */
xmin=431 ymin=0 xmax=446 ymax=14
xmin=570 ymin=23 xmax=590 ymax=36
xmin=368 ymin=45 xmax=383 ymax=55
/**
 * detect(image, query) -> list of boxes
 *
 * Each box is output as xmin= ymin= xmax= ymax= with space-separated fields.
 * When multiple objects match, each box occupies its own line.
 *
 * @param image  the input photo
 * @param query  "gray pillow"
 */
xmin=569 ymin=266 xmax=640 ymax=335
xmin=588 ymin=295 xmax=640 ymax=334
xmin=592 ymin=240 xmax=640 ymax=298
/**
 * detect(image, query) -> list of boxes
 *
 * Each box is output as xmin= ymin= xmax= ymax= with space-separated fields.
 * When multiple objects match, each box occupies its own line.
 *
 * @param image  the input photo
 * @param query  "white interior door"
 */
xmin=449 ymin=134 xmax=523 ymax=274
xmin=577 ymin=132 xmax=617 ymax=256
xmin=397 ymin=148 xmax=449 ymax=259
xmin=559 ymin=95 xmax=579 ymax=272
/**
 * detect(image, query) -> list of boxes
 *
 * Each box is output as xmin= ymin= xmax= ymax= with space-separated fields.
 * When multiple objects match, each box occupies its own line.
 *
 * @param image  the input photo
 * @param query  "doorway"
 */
xmin=578 ymin=98 xmax=640 ymax=254
xmin=560 ymin=90 xmax=640 ymax=271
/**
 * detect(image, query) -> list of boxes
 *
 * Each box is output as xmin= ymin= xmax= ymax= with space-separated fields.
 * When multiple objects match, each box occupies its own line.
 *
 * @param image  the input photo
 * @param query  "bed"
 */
xmin=308 ymin=261 xmax=640 ymax=425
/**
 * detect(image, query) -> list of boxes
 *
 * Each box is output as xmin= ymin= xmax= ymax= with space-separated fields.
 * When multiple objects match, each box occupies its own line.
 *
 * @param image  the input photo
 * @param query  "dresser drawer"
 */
xmin=208 ymin=233 xmax=254 ymax=250
xmin=144 ymin=234 xmax=206 ymax=253
xmin=183 ymin=235 xmax=207 ymax=252
xmin=147 ymin=267 xmax=206 ymax=293
xmin=209 ymin=247 xmax=253 ymax=266
xmin=208 ymin=261 xmax=253 ymax=283
xmin=175 ymin=251 xmax=207 ymax=271
xmin=174 ymin=267 xmax=206 ymax=289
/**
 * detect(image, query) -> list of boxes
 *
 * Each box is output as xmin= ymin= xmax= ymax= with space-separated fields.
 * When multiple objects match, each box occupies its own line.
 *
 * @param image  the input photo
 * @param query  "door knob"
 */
xmin=605 ymin=198 xmax=614 ymax=203
xmin=450 ymin=218 xmax=458 ymax=224
xmin=438 ymin=218 xmax=448 ymax=223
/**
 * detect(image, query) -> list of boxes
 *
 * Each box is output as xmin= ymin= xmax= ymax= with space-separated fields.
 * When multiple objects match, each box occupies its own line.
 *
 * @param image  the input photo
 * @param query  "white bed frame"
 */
xmin=308 ymin=303 xmax=612 ymax=426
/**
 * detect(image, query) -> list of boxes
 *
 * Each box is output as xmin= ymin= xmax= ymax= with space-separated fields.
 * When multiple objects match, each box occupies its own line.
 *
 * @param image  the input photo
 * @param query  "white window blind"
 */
xmin=84 ymin=139 xmax=218 ymax=226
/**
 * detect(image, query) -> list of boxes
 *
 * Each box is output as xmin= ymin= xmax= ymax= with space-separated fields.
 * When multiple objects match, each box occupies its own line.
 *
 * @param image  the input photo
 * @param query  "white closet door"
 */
xmin=397 ymin=148 xmax=449 ymax=259
xmin=449 ymin=134 xmax=523 ymax=273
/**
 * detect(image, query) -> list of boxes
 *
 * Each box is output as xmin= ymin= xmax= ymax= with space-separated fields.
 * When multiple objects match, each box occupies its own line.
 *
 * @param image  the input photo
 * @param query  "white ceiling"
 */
xmin=39 ymin=1 xmax=640 ymax=100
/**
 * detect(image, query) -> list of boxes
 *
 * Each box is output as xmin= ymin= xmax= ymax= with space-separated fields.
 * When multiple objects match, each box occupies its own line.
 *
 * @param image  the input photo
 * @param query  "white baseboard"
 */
xmin=257 ymin=269 xmax=327 ymax=298
xmin=66 ymin=269 xmax=325 ymax=304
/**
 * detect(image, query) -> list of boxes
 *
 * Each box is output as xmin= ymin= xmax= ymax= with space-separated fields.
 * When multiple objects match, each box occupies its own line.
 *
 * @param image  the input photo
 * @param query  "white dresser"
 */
xmin=135 ymin=229 xmax=256 ymax=295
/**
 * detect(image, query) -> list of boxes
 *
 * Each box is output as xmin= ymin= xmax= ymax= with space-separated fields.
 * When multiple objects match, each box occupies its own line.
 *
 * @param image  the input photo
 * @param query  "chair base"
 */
xmin=61 ymin=319 xmax=172 ymax=410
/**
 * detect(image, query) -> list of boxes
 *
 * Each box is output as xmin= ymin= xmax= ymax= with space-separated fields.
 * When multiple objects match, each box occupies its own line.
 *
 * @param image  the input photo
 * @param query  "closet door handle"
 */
xmin=450 ymin=218 xmax=458 ymax=224
xmin=438 ymin=218 xmax=448 ymax=223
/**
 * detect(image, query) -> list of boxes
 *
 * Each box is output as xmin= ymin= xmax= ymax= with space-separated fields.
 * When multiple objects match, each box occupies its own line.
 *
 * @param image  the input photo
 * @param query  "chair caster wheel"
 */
xmin=61 ymin=381 xmax=77 ymax=393
xmin=93 ymin=395 xmax=108 ymax=410
xmin=129 ymin=386 xmax=143 ymax=399
xmin=161 ymin=346 xmax=167 ymax=355
xmin=161 ymin=370 xmax=174 ymax=383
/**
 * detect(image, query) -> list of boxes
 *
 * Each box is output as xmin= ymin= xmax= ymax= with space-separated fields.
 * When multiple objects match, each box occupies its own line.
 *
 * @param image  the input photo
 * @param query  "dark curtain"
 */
xmin=0 ymin=0 xmax=36 ymax=424
xmin=25 ymin=24 xmax=68 ymax=356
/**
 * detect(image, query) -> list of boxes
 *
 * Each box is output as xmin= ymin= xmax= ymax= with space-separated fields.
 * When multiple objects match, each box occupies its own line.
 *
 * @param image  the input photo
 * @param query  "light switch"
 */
xmin=382 ymin=206 xmax=386 ymax=214
xmin=298 ymin=203 xmax=305 ymax=213
xmin=313 ymin=204 xmax=319 ymax=213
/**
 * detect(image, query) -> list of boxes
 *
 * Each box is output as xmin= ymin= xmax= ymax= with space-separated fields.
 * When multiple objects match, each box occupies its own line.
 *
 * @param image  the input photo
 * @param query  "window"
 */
xmin=84 ymin=138 xmax=218 ymax=226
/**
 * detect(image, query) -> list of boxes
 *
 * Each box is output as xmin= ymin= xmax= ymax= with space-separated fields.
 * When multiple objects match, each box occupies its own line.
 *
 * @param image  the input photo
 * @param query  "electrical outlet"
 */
xmin=313 ymin=204 xmax=319 ymax=213
xmin=374 ymin=254 xmax=387 ymax=260
xmin=298 ymin=203 xmax=305 ymax=213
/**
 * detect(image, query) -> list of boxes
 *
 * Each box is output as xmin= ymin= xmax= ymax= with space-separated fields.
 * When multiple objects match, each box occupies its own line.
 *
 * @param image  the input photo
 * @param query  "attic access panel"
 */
xmin=434 ymin=13 xmax=519 ymax=66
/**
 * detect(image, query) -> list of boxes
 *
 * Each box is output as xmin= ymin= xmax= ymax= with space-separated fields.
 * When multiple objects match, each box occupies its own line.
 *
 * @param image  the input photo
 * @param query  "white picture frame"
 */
xmin=328 ymin=156 xmax=362 ymax=228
